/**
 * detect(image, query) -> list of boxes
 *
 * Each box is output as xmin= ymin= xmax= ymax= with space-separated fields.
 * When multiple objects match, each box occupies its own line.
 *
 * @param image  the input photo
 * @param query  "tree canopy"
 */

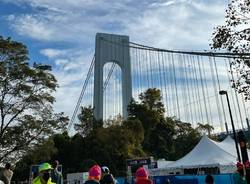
xmin=0 ymin=36 xmax=68 ymax=163
xmin=74 ymin=105 xmax=95 ymax=137
xmin=212 ymin=0 xmax=250 ymax=99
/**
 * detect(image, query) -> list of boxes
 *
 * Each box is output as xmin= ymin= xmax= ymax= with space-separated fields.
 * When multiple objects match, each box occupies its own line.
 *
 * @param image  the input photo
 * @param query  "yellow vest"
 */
xmin=32 ymin=177 xmax=55 ymax=184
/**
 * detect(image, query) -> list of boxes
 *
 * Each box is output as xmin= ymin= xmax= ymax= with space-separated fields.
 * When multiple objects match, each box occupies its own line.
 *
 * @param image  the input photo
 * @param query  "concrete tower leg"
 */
xmin=94 ymin=33 xmax=132 ymax=121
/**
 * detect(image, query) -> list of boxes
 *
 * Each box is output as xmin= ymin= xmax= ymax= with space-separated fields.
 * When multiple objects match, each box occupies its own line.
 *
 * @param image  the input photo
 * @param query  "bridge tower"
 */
xmin=94 ymin=33 xmax=132 ymax=120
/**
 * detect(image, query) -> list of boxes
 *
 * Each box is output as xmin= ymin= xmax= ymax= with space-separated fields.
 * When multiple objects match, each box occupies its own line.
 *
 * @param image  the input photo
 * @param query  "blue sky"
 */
xmin=0 ymin=0 xmax=228 ymax=119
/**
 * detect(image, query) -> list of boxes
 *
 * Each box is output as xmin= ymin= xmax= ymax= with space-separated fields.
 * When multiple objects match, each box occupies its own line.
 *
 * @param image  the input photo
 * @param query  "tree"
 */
xmin=13 ymin=138 xmax=57 ymax=181
xmin=104 ymin=114 xmax=123 ymax=127
xmin=172 ymin=120 xmax=201 ymax=159
xmin=196 ymin=123 xmax=214 ymax=136
xmin=82 ymin=119 xmax=145 ymax=176
xmin=74 ymin=105 xmax=95 ymax=137
xmin=212 ymin=0 xmax=250 ymax=99
xmin=128 ymin=88 xmax=165 ymax=136
xmin=139 ymin=88 xmax=165 ymax=116
xmin=128 ymin=88 xmax=175 ymax=159
xmin=144 ymin=120 xmax=175 ymax=159
xmin=0 ymin=36 xmax=68 ymax=163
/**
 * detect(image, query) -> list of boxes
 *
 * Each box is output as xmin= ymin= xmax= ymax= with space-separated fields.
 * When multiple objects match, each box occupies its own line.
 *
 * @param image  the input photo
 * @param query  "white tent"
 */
xmin=149 ymin=135 xmax=239 ymax=175
xmin=216 ymin=135 xmax=250 ymax=157
xmin=166 ymin=135 xmax=237 ymax=169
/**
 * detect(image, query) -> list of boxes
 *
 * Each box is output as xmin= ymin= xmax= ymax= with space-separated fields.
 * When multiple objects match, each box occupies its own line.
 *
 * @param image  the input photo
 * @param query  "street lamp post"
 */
xmin=219 ymin=90 xmax=241 ymax=162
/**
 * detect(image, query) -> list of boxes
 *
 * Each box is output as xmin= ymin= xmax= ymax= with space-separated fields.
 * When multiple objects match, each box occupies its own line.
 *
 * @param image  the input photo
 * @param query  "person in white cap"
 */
xmin=100 ymin=166 xmax=115 ymax=184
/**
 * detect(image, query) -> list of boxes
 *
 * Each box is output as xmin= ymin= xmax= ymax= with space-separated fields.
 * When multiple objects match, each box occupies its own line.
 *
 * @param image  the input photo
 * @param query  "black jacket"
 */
xmin=100 ymin=174 xmax=115 ymax=184
xmin=85 ymin=180 xmax=100 ymax=184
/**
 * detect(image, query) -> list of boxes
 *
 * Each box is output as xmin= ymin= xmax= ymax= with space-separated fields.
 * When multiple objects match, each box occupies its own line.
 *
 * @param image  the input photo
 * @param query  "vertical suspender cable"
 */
xmin=193 ymin=55 xmax=204 ymax=123
xmin=143 ymin=49 xmax=148 ymax=91
xmin=135 ymin=47 xmax=140 ymax=98
xmin=171 ymin=53 xmax=180 ymax=118
xmin=155 ymin=51 xmax=160 ymax=89
xmin=209 ymin=56 xmax=220 ymax=129
xmin=212 ymin=57 xmax=225 ymax=131
xmin=138 ymin=48 xmax=143 ymax=96
xmin=180 ymin=54 xmax=187 ymax=121
xmin=161 ymin=51 xmax=169 ymax=116
xmin=157 ymin=51 xmax=164 ymax=108
xmin=197 ymin=56 xmax=209 ymax=124
xmin=183 ymin=54 xmax=194 ymax=124
xmin=179 ymin=55 xmax=187 ymax=121
xmin=226 ymin=59 xmax=240 ymax=129
xmin=208 ymin=56 xmax=218 ymax=129
xmin=203 ymin=57 xmax=213 ymax=126
xmin=235 ymin=66 xmax=248 ymax=128
xmin=166 ymin=53 xmax=173 ymax=116
xmin=168 ymin=53 xmax=175 ymax=116
xmin=142 ymin=50 xmax=148 ymax=89
xmin=148 ymin=50 xmax=153 ymax=87
xmin=187 ymin=55 xmax=199 ymax=125
xmin=228 ymin=58 xmax=244 ymax=129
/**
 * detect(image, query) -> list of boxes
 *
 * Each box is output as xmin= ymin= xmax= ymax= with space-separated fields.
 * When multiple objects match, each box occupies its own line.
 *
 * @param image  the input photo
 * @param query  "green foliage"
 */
xmin=196 ymin=123 xmax=214 ymax=136
xmin=13 ymin=138 xmax=57 ymax=181
xmin=212 ymin=0 xmax=250 ymax=99
xmin=128 ymin=88 xmax=175 ymax=159
xmin=104 ymin=114 xmax=123 ymax=127
xmin=128 ymin=89 xmax=165 ymax=138
xmin=13 ymin=88 xmax=204 ymax=180
xmin=139 ymin=88 xmax=165 ymax=116
xmin=0 ymin=36 xmax=68 ymax=163
xmin=83 ymin=119 xmax=145 ymax=176
xmin=74 ymin=106 xmax=95 ymax=136
xmin=172 ymin=120 xmax=201 ymax=160
xmin=143 ymin=120 xmax=175 ymax=159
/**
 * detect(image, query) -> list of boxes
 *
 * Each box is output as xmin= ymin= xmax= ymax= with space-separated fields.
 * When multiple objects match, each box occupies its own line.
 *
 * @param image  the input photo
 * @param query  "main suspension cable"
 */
xmin=68 ymin=56 xmax=95 ymax=131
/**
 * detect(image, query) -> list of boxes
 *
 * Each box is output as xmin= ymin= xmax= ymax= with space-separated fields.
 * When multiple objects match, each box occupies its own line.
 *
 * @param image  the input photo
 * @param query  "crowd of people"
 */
xmin=29 ymin=162 xmax=152 ymax=184
xmin=2 ymin=160 xmax=250 ymax=184
xmin=32 ymin=163 xmax=118 ymax=184
xmin=0 ymin=161 xmax=63 ymax=184
xmin=84 ymin=165 xmax=152 ymax=184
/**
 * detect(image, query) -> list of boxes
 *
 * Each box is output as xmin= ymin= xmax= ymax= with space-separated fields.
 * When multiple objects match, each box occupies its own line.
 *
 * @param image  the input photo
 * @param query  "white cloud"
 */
xmin=124 ymin=0 xmax=227 ymax=50
xmin=9 ymin=14 xmax=55 ymax=41
xmin=6 ymin=0 xmax=227 ymax=49
xmin=40 ymin=49 xmax=69 ymax=58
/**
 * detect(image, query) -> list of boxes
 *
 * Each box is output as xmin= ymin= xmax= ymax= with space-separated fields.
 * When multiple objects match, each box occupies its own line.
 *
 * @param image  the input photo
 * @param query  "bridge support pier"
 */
xmin=94 ymin=33 xmax=132 ymax=121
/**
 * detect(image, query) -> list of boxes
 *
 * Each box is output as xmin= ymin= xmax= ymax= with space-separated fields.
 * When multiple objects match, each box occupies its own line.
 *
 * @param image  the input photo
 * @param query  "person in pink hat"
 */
xmin=84 ymin=165 xmax=102 ymax=184
xmin=135 ymin=167 xmax=152 ymax=184
xmin=233 ymin=162 xmax=246 ymax=184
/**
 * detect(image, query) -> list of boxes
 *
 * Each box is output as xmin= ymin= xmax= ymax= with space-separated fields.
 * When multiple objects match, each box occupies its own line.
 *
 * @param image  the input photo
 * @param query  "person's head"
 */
xmin=245 ymin=161 xmax=250 ymax=169
xmin=5 ymin=163 xmax=11 ymax=170
xmin=38 ymin=163 xmax=53 ymax=182
xmin=88 ymin=165 xmax=102 ymax=181
xmin=236 ymin=162 xmax=244 ymax=176
xmin=135 ymin=167 xmax=148 ymax=181
xmin=52 ymin=160 xmax=59 ymax=168
xmin=205 ymin=175 xmax=214 ymax=184
xmin=102 ymin=166 xmax=110 ymax=174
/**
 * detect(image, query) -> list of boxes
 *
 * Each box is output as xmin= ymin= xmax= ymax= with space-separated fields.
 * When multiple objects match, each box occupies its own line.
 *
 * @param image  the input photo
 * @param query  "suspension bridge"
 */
xmin=68 ymin=33 xmax=250 ymax=134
